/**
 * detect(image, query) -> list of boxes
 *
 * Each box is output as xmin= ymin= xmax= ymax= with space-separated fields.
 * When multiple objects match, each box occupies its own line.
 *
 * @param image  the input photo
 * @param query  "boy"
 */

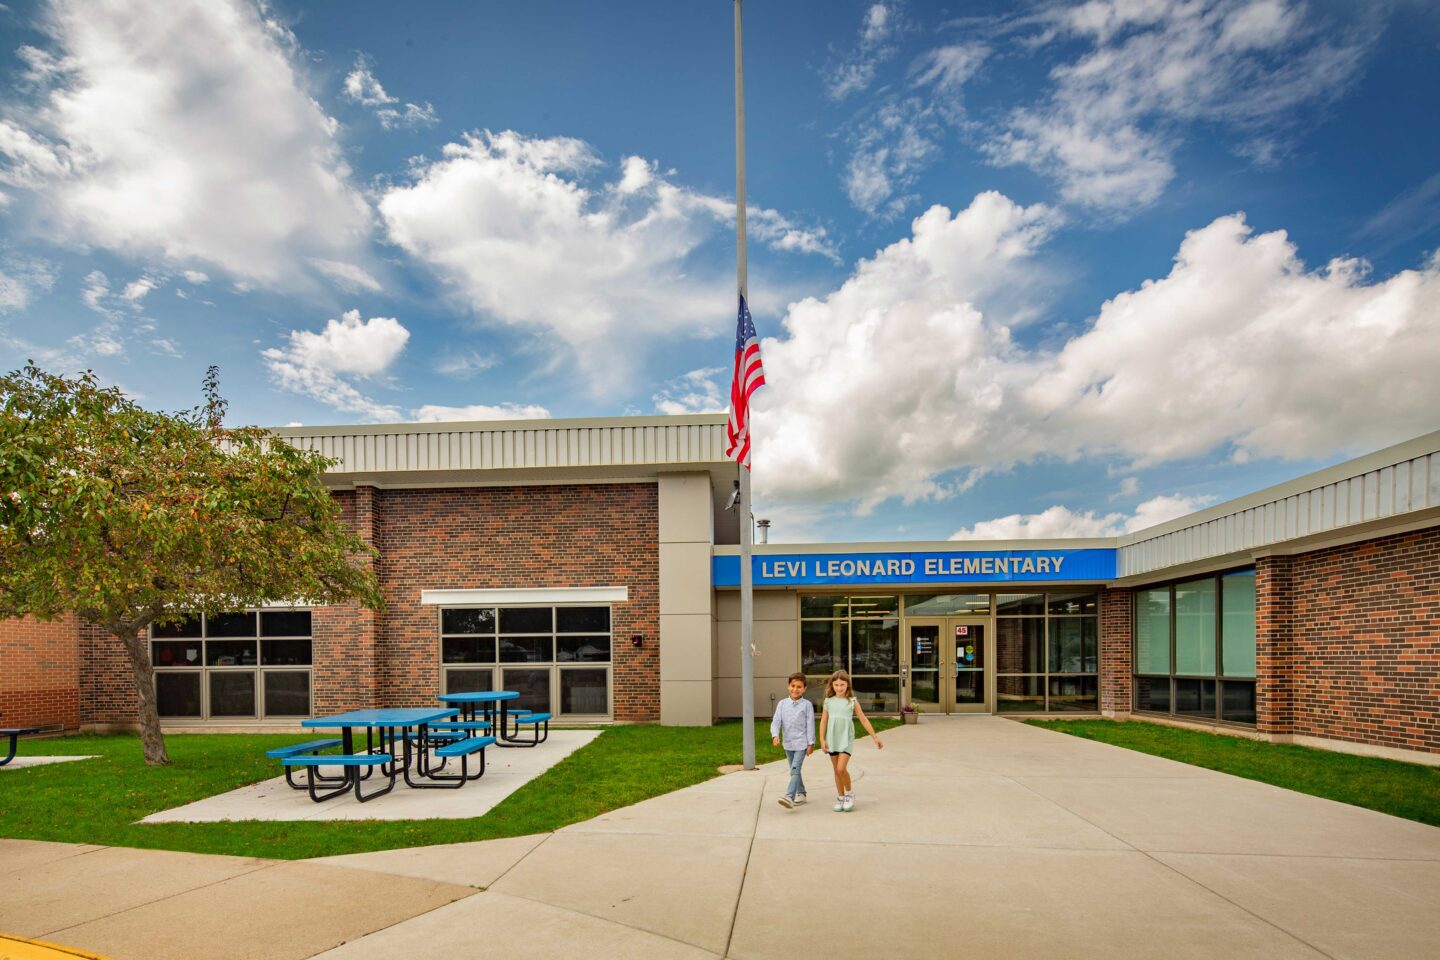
xmin=771 ymin=672 xmax=815 ymax=809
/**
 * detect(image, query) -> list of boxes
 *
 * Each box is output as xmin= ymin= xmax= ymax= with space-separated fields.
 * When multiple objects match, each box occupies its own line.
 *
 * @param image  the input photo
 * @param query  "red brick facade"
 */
xmin=317 ymin=482 xmax=661 ymax=721
xmin=1098 ymin=587 xmax=1132 ymax=715
xmin=1255 ymin=528 xmax=1440 ymax=754
xmin=0 ymin=614 xmax=80 ymax=730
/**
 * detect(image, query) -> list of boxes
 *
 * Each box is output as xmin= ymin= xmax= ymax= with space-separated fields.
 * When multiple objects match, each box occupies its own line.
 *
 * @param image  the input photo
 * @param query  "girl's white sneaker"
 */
xmin=842 ymin=793 xmax=855 ymax=812
xmin=833 ymin=797 xmax=845 ymax=812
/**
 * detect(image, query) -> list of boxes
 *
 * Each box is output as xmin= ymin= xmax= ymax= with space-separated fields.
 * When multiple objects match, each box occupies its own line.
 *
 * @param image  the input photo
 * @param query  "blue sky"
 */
xmin=2 ymin=0 xmax=1438 ymax=543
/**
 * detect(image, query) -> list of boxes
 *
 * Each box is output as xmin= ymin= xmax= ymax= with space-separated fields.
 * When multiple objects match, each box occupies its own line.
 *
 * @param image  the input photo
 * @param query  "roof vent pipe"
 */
xmin=756 ymin=518 xmax=770 ymax=544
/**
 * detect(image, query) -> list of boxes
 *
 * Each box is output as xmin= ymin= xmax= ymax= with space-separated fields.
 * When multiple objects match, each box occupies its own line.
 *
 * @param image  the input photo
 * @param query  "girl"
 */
xmin=818 ymin=669 xmax=884 ymax=812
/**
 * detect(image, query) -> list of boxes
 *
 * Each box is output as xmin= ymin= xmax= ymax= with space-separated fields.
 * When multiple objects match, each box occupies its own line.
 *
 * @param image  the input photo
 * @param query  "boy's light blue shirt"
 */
xmin=770 ymin=695 xmax=815 ymax=750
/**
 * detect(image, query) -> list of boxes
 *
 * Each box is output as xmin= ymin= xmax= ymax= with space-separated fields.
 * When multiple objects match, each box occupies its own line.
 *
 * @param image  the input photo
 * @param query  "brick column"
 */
xmin=1099 ymin=587 xmax=1133 ymax=717
xmin=312 ymin=485 xmax=380 ymax=714
xmin=1255 ymin=554 xmax=1294 ymax=737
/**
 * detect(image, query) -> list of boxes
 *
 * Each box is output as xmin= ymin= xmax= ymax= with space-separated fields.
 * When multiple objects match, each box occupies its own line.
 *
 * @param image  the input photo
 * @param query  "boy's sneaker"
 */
xmin=842 ymin=793 xmax=855 ymax=812
xmin=794 ymin=793 xmax=808 ymax=805
xmin=777 ymin=795 xmax=795 ymax=809
xmin=833 ymin=797 xmax=845 ymax=812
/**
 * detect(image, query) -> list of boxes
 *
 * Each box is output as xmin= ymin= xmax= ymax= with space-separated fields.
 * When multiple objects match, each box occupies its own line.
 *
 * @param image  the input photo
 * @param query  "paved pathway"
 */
xmin=4 ymin=718 xmax=1439 ymax=959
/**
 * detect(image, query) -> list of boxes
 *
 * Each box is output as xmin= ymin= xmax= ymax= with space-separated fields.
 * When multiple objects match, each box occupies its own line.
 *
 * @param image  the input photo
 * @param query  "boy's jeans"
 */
xmin=784 ymin=748 xmax=807 ymax=798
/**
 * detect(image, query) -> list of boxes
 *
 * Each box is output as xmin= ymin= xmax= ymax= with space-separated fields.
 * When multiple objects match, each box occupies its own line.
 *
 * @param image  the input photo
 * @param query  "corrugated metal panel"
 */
xmin=272 ymin=419 xmax=731 ymax=475
xmin=1119 ymin=445 xmax=1440 ymax=577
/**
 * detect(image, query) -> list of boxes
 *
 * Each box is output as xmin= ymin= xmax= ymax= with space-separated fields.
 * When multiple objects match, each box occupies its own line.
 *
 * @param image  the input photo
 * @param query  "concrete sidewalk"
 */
xmin=4 ymin=718 xmax=1439 ymax=959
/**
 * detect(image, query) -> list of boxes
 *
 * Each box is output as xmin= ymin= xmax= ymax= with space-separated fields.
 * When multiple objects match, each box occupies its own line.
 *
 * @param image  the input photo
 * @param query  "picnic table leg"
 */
xmin=1 ymin=732 xmax=17 ymax=766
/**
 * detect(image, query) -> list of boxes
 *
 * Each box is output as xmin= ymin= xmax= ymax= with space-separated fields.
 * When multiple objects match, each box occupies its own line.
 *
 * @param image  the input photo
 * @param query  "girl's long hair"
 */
xmin=824 ymin=669 xmax=855 ymax=700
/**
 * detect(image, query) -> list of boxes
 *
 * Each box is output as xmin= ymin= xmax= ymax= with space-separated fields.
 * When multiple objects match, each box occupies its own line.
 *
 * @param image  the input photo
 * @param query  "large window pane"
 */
xmin=1133 ymin=676 xmax=1170 ymax=713
xmin=152 ymin=615 xmax=202 ymax=639
xmin=1175 ymin=578 xmax=1217 ymax=675
xmin=499 ymin=607 xmax=552 ymax=633
xmin=445 ymin=668 xmax=493 ymax=694
xmin=800 ymin=596 xmax=848 ymax=618
xmin=260 ymin=610 xmax=311 ymax=637
xmin=1048 ymin=675 xmax=1098 ymax=712
xmin=205 ymin=640 xmax=257 ymax=666
xmin=261 ymin=639 xmax=312 ymax=666
xmin=503 ymin=668 xmax=551 ymax=713
xmin=904 ymin=594 xmax=990 ymax=616
xmin=800 ymin=621 xmax=847 ymax=675
xmin=556 ymin=607 xmax=610 ymax=633
xmin=1221 ymin=680 xmax=1256 ymax=724
xmin=1222 ymin=571 xmax=1257 ymax=678
xmin=209 ymin=672 xmax=256 ymax=717
xmin=851 ymin=676 xmax=899 ymax=713
xmin=851 ymin=619 xmax=899 ymax=674
xmin=1174 ymin=678 xmax=1217 ymax=719
xmin=1048 ymin=618 xmax=1097 ymax=673
xmin=997 ymin=619 xmax=1044 ymax=673
xmin=207 ymin=612 xmax=257 ymax=637
xmin=560 ymin=669 xmax=609 ymax=714
xmin=995 ymin=675 xmax=1044 ymax=712
xmin=263 ymin=672 xmax=310 ymax=716
xmin=996 ymin=594 xmax=1044 ymax=616
xmin=1135 ymin=588 xmax=1171 ymax=674
xmin=443 ymin=636 xmax=495 ymax=664
xmin=1047 ymin=592 xmax=1098 ymax=615
xmin=156 ymin=673 xmax=201 ymax=716
xmin=499 ymin=636 xmax=552 ymax=663
xmin=152 ymin=639 xmax=201 ymax=668
xmin=442 ymin=608 xmax=496 ymax=635
xmin=557 ymin=636 xmax=611 ymax=663
xmin=848 ymin=596 xmax=898 ymax=617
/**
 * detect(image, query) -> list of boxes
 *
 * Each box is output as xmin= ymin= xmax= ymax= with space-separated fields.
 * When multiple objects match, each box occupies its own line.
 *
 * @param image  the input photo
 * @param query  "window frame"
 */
xmin=150 ymin=609 xmax=313 ymax=722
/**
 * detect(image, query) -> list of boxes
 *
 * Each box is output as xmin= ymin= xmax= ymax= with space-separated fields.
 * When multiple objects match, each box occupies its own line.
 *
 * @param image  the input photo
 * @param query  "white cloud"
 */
xmin=984 ymin=0 xmax=1378 ymax=212
xmin=653 ymin=367 xmax=726 ymax=415
xmin=181 ymin=270 xmax=210 ymax=285
xmin=343 ymin=56 xmax=439 ymax=130
xmin=411 ymin=403 xmax=551 ymax=423
xmin=843 ymin=97 xmax=939 ymax=217
xmin=1116 ymin=476 xmax=1140 ymax=497
xmin=261 ymin=309 xmax=410 ymax=420
xmin=0 ymin=255 xmax=57 ymax=312
xmin=949 ymin=493 xmax=1215 ymax=540
xmin=379 ymin=130 xmax=834 ymax=387
xmin=824 ymin=3 xmax=899 ymax=100
xmin=308 ymin=258 xmax=382 ymax=293
xmin=435 ymin=351 xmax=497 ymax=379
xmin=120 ymin=275 xmax=159 ymax=304
xmin=754 ymin=192 xmax=1440 ymax=510
xmin=0 ymin=0 xmax=373 ymax=287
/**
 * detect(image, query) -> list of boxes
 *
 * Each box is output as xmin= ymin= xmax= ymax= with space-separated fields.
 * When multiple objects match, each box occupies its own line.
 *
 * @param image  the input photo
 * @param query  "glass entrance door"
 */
xmin=906 ymin=618 xmax=990 ymax=713
xmin=907 ymin=622 xmax=942 ymax=712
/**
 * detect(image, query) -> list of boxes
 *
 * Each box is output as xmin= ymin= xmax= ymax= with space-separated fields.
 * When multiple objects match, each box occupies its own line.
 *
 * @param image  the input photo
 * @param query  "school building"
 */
xmin=3 ymin=414 xmax=1438 ymax=764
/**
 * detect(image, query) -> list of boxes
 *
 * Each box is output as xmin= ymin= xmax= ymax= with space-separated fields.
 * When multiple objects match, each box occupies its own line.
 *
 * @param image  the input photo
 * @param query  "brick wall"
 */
xmin=312 ymin=486 xmax=380 ymax=715
xmin=0 ymin=614 xmax=80 ymax=730
xmin=1099 ymin=587 xmax=1132 ymax=715
xmin=1255 ymin=555 xmax=1295 ymax=736
xmin=355 ymin=483 xmax=660 ymax=721
xmin=79 ymin=621 xmax=139 ymax=726
xmin=1275 ymin=527 xmax=1440 ymax=754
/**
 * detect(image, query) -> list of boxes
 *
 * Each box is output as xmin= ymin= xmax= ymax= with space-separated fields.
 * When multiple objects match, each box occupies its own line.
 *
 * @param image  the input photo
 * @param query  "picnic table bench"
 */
xmin=1 ymin=727 xmax=41 ymax=766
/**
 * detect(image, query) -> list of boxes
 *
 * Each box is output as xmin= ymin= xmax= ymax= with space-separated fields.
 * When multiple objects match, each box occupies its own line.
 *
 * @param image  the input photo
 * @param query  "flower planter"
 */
xmin=902 ymin=711 xmax=919 ymax=724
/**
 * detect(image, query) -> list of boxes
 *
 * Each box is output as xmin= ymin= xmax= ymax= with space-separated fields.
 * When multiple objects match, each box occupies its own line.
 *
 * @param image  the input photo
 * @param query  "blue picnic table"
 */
xmin=437 ymin=691 xmax=549 ymax=747
xmin=294 ymin=707 xmax=464 ymax=801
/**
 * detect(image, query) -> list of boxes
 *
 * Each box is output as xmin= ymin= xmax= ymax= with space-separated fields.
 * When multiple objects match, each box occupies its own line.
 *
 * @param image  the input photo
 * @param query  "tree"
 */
xmin=0 ymin=363 xmax=383 ymax=765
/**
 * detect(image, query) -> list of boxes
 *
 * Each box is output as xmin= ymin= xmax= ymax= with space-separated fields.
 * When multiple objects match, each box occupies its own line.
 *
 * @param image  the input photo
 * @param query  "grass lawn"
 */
xmin=1027 ymin=718 xmax=1440 ymax=827
xmin=0 ymin=719 xmax=896 ymax=860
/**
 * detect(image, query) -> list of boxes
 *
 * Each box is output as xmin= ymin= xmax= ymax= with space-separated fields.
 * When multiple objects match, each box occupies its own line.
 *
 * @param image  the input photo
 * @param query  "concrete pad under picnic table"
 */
xmin=38 ymin=860 xmax=474 ymax=960
xmin=140 ymin=730 xmax=598 ymax=823
xmin=488 ymin=831 xmax=753 ymax=955
xmin=0 ymin=756 xmax=98 ymax=771
xmin=306 ymin=833 xmax=548 ymax=888
xmin=310 ymin=889 xmax=719 ymax=960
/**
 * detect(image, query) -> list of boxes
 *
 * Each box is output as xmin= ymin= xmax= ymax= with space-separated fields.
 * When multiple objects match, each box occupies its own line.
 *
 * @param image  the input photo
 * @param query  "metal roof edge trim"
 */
xmin=713 ymin=538 xmax=1118 ymax=555
xmin=1118 ymin=429 xmax=1440 ymax=546
xmin=264 ymin=413 xmax=729 ymax=437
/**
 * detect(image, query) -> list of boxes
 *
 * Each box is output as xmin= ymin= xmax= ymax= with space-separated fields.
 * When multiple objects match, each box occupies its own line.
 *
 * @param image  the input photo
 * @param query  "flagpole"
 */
xmin=733 ymin=0 xmax=756 ymax=771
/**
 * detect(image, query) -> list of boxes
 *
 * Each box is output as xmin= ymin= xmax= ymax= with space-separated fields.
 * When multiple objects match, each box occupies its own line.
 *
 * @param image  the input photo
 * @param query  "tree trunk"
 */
xmin=117 ymin=629 xmax=170 ymax=766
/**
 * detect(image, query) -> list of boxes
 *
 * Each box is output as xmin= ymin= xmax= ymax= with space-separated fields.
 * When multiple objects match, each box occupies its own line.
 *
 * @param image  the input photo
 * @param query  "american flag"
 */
xmin=726 ymin=294 xmax=766 ymax=469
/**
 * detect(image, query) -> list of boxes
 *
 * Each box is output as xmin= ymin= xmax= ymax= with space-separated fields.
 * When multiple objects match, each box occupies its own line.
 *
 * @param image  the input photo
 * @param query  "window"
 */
xmin=439 ymin=605 xmax=612 ymax=716
xmin=996 ymin=592 xmax=1099 ymax=712
xmin=797 ymin=596 xmax=900 ymax=713
xmin=151 ymin=610 xmax=312 ymax=720
xmin=1132 ymin=568 xmax=1257 ymax=725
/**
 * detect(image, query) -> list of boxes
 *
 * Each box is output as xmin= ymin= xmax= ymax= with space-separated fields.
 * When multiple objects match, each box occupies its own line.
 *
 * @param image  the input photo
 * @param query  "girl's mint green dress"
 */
xmin=824 ymin=696 xmax=856 ymax=753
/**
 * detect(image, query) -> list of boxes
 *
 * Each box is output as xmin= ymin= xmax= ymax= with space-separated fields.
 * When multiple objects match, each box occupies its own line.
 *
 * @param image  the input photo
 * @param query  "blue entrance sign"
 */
xmin=712 ymin=548 xmax=1115 ymax=587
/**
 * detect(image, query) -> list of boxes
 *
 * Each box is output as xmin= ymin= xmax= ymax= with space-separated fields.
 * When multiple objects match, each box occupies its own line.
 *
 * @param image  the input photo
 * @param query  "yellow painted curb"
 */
xmin=0 ymin=933 xmax=111 ymax=959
